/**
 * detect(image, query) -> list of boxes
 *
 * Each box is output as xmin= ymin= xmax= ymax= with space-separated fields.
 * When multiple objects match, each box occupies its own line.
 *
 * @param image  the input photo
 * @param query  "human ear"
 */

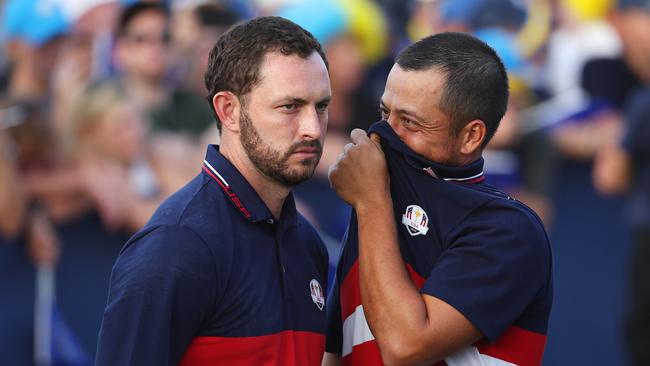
xmin=212 ymin=92 xmax=241 ymax=133
xmin=459 ymin=120 xmax=486 ymax=155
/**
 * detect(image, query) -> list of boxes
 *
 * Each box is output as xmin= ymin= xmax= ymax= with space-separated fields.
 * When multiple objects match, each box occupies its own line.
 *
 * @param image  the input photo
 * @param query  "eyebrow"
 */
xmin=278 ymin=96 xmax=332 ymax=105
xmin=318 ymin=96 xmax=332 ymax=104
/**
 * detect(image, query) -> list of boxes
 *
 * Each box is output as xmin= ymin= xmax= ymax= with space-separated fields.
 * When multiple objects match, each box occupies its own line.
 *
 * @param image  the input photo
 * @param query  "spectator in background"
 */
xmin=50 ymin=0 xmax=123 ymax=136
xmin=1 ymin=0 xmax=69 ymax=100
xmin=591 ymin=1 xmax=650 ymax=364
xmin=66 ymin=81 xmax=196 ymax=233
xmin=545 ymin=0 xmax=625 ymax=160
xmin=0 ymin=99 xmax=68 ymax=266
xmin=171 ymin=2 xmax=239 ymax=95
xmin=0 ymin=128 xmax=27 ymax=240
xmin=114 ymin=2 xmax=214 ymax=138
xmin=1 ymin=0 xmax=76 ymax=269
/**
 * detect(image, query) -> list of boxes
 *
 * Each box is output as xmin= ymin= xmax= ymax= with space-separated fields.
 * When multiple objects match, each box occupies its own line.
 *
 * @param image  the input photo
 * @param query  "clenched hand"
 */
xmin=328 ymin=129 xmax=389 ymax=209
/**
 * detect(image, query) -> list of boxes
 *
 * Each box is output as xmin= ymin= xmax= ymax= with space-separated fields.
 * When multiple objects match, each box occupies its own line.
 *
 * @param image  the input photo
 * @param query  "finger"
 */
xmin=343 ymin=142 xmax=354 ymax=154
xmin=327 ymin=163 xmax=338 ymax=184
xmin=369 ymin=133 xmax=382 ymax=150
xmin=335 ymin=152 xmax=346 ymax=165
xmin=350 ymin=128 xmax=369 ymax=144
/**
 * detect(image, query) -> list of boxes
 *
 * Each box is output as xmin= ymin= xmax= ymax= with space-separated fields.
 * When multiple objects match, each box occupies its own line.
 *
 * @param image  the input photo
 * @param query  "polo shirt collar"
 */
xmin=369 ymin=120 xmax=485 ymax=183
xmin=202 ymin=145 xmax=298 ymax=225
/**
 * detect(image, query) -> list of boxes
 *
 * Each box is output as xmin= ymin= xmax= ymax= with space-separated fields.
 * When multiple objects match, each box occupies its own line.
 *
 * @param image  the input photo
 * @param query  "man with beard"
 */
xmin=96 ymin=17 xmax=332 ymax=365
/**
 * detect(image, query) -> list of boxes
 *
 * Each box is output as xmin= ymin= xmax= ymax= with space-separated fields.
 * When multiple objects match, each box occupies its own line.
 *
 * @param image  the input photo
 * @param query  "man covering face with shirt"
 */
xmin=325 ymin=32 xmax=552 ymax=366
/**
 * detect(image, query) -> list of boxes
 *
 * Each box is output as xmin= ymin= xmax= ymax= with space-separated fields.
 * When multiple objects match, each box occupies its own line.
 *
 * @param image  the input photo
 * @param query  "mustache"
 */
xmin=288 ymin=140 xmax=323 ymax=155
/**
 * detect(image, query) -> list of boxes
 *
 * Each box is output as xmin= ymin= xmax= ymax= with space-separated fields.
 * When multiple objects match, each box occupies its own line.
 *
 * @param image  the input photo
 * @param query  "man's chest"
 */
xmin=202 ymin=229 xmax=327 ymax=337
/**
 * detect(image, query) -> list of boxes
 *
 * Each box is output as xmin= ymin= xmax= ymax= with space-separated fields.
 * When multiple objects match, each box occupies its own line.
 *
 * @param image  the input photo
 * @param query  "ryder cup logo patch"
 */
xmin=309 ymin=279 xmax=325 ymax=311
xmin=401 ymin=205 xmax=429 ymax=236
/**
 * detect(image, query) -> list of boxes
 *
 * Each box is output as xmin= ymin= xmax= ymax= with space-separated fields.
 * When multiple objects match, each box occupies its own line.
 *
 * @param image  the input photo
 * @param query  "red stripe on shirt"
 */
xmin=475 ymin=326 xmax=547 ymax=366
xmin=466 ymin=176 xmax=486 ymax=184
xmin=340 ymin=261 xmax=545 ymax=366
xmin=406 ymin=263 xmax=426 ymax=289
xmin=179 ymin=330 xmax=324 ymax=366
xmin=406 ymin=262 xmax=547 ymax=365
xmin=342 ymin=339 xmax=447 ymax=366
xmin=202 ymin=165 xmax=252 ymax=218
xmin=342 ymin=339 xmax=383 ymax=366
xmin=341 ymin=261 xmax=426 ymax=321
xmin=340 ymin=260 xmax=362 ymax=321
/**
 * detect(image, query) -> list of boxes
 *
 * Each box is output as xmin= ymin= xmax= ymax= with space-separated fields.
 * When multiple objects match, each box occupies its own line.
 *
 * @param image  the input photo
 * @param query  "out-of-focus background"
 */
xmin=1 ymin=0 xmax=649 ymax=364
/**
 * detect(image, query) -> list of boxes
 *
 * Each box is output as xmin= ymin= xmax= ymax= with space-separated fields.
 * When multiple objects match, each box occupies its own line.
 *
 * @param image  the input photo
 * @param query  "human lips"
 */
xmin=291 ymin=145 xmax=322 ymax=159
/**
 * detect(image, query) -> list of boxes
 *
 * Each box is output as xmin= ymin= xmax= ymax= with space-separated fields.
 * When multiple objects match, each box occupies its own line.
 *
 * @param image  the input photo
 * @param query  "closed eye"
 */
xmin=378 ymin=106 xmax=389 ymax=120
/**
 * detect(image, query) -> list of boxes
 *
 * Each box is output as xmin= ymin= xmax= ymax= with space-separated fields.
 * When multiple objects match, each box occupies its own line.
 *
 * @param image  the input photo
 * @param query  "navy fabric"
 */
xmin=0 ymin=212 xmax=126 ymax=366
xmin=621 ymin=87 xmax=650 ymax=231
xmin=0 ymin=238 xmax=36 ymax=366
xmin=327 ymin=121 xmax=553 ymax=354
xmin=96 ymin=145 xmax=329 ymax=365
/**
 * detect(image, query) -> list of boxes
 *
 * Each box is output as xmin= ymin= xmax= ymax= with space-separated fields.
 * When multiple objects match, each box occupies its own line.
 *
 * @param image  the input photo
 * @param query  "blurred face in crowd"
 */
xmin=615 ymin=9 xmax=650 ymax=82
xmin=380 ymin=64 xmax=462 ymax=165
xmin=327 ymin=35 xmax=364 ymax=93
xmin=237 ymin=52 xmax=331 ymax=187
xmin=88 ymin=101 xmax=146 ymax=163
xmin=116 ymin=9 xmax=170 ymax=82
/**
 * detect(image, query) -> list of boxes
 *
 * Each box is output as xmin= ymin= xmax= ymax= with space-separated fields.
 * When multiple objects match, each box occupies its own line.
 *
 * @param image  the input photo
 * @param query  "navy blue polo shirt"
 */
xmin=621 ymin=87 xmax=650 ymax=232
xmin=326 ymin=121 xmax=553 ymax=366
xmin=96 ymin=145 xmax=329 ymax=366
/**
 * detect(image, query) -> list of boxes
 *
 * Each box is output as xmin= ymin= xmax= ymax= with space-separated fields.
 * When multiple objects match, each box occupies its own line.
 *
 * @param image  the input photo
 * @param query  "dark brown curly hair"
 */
xmin=204 ymin=16 xmax=328 ymax=132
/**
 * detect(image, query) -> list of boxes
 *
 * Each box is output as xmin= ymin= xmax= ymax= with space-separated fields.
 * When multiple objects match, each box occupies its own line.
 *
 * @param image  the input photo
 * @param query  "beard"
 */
xmin=239 ymin=110 xmax=322 ymax=187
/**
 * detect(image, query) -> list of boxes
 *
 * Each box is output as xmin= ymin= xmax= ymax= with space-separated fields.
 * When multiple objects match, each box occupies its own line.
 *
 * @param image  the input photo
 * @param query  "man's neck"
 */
xmin=220 ymin=142 xmax=290 ymax=219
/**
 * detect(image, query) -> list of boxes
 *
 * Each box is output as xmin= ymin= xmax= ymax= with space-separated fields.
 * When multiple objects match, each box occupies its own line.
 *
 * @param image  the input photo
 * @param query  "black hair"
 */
xmin=396 ymin=32 xmax=509 ymax=147
xmin=117 ymin=2 xmax=169 ymax=38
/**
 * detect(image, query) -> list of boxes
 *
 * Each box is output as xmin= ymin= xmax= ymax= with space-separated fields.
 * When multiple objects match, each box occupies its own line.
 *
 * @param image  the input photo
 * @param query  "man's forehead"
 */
xmin=385 ymin=65 xmax=445 ymax=100
xmin=255 ymin=51 xmax=330 ymax=97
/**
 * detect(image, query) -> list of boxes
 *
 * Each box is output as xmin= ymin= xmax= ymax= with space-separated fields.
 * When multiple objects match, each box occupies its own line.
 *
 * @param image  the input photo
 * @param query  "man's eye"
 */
xmin=316 ymin=103 xmax=329 ymax=112
xmin=378 ymin=107 xmax=389 ymax=119
xmin=282 ymin=104 xmax=297 ymax=111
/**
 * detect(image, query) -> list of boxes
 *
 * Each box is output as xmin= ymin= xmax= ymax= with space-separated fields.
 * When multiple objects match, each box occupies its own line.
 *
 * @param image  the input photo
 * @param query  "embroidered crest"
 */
xmin=309 ymin=279 xmax=325 ymax=311
xmin=401 ymin=205 xmax=429 ymax=236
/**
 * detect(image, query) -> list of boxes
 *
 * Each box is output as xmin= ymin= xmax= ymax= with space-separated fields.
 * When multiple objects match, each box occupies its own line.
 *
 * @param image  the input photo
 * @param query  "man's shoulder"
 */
xmin=144 ymin=173 xmax=229 ymax=241
xmin=114 ymin=224 xmax=216 ymax=285
xmin=118 ymin=173 xmax=236 ymax=262
xmin=489 ymin=193 xmax=547 ymax=232
xmin=455 ymin=190 xmax=551 ymax=261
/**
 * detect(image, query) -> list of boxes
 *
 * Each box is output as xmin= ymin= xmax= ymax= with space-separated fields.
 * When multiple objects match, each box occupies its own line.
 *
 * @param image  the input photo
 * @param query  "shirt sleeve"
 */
xmin=325 ymin=271 xmax=343 ymax=355
xmin=95 ymin=225 xmax=217 ymax=366
xmin=325 ymin=227 xmax=350 ymax=355
xmin=420 ymin=203 xmax=551 ymax=341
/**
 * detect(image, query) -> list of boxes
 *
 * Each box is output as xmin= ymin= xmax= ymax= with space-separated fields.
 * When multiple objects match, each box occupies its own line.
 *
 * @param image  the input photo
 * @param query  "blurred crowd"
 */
xmin=1 ymin=0 xmax=649 ymax=364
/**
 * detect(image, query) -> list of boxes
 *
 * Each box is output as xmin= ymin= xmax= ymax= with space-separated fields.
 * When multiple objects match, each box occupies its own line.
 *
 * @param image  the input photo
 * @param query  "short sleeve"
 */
xmin=95 ymin=225 xmax=217 ymax=366
xmin=325 ymin=271 xmax=343 ymax=354
xmin=325 ymin=227 xmax=351 ymax=355
xmin=420 ymin=204 xmax=551 ymax=341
